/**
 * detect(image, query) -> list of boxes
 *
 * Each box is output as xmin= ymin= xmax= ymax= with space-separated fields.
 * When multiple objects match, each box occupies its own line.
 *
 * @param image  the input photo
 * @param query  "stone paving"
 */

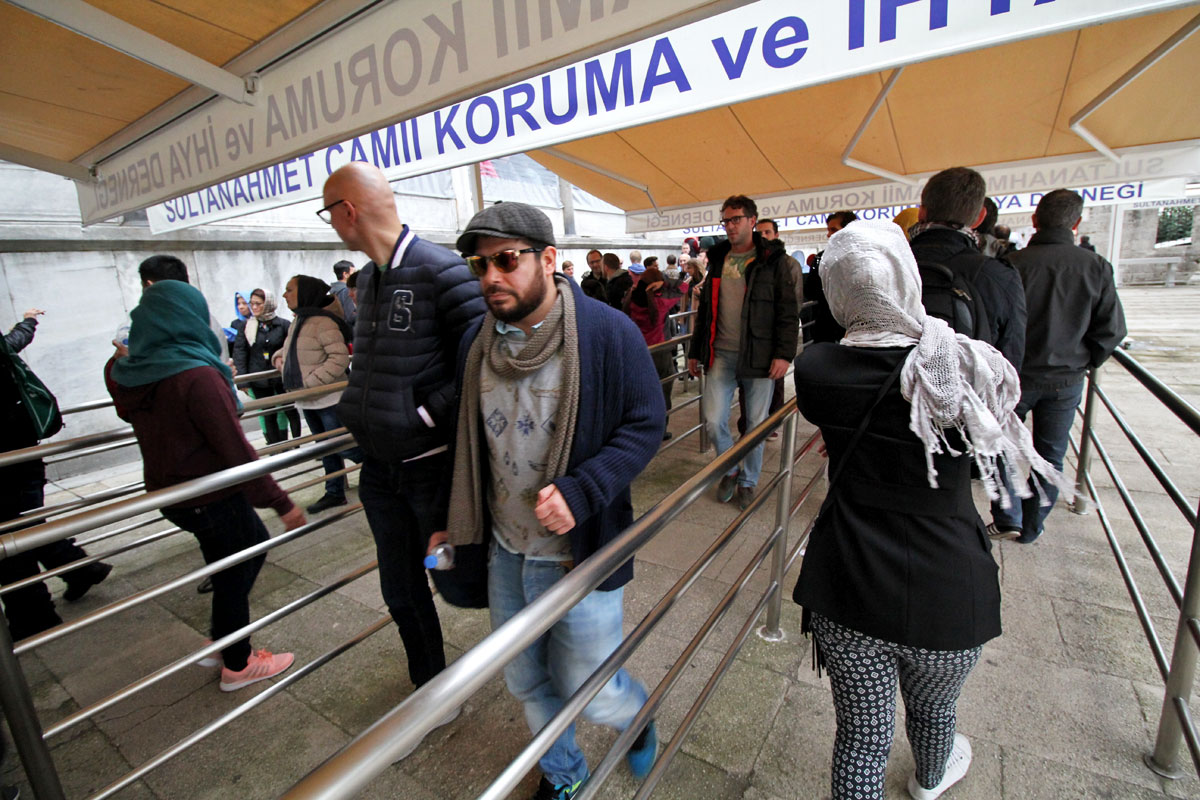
xmin=3 ymin=286 xmax=1200 ymax=799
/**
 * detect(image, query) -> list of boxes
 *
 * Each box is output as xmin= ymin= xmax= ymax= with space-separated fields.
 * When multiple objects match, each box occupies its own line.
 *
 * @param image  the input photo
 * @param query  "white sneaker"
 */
xmin=195 ymin=639 xmax=220 ymax=668
xmin=391 ymin=704 xmax=461 ymax=763
xmin=907 ymin=733 xmax=972 ymax=800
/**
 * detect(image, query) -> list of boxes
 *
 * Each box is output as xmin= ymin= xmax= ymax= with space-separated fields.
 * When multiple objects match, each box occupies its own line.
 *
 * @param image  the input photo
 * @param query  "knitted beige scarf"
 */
xmin=446 ymin=276 xmax=580 ymax=546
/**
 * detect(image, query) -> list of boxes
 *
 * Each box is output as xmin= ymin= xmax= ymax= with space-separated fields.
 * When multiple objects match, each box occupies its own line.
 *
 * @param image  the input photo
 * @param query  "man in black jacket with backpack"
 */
xmin=909 ymin=167 xmax=1027 ymax=371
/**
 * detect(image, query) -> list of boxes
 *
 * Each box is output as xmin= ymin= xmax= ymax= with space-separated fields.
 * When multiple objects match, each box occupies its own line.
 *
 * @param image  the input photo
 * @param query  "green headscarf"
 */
xmin=109 ymin=281 xmax=239 ymax=405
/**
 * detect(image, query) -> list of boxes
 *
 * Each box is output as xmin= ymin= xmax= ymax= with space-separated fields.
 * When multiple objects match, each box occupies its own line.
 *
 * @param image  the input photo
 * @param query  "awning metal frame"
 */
xmin=1070 ymin=10 xmax=1200 ymax=163
xmin=840 ymin=68 xmax=918 ymax=187
xmin=9 ymin=0 xmax=261 ymax=107
xmin=0 ymin=142 xmax=93 ymax=182
xmin=543 ymin=147 xmax=663 ymax=216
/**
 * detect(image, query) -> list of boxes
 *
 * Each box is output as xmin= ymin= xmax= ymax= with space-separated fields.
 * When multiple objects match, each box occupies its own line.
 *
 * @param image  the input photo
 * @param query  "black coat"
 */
xmin=910 ymin=227 xmax=1027 ymax=371
xmin=688 ymin=233 xmax=801 ymax=378
xmin=337 ymin=228 xmax=485 ymax=462
xmin=792 ymin=344 xmax=1002 ymax=651
xmin=232 ymin=316 xmax=290 ymax=392
xmin=1007 ymin=228 xmax=1127 ymax=388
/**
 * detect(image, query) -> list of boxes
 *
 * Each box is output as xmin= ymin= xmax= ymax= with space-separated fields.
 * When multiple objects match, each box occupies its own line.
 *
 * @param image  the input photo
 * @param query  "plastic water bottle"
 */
xmin=424 ymin=543 xmax=455 ymax=570
xmin=115 ymin=323 xmax=131 ymax=347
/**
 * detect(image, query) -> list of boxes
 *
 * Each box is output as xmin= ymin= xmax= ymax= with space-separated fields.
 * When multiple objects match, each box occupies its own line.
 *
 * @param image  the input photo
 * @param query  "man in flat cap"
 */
xmin=320 ymin=162 xmax=485 ymax=696
xmin=433 ymin=202 xmax=664 ymax=799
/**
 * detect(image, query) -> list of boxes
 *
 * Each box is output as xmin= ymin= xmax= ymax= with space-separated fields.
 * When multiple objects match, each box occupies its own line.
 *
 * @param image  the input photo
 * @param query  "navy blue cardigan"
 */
xmin=451 ymin=279 xmax=665 ymax=591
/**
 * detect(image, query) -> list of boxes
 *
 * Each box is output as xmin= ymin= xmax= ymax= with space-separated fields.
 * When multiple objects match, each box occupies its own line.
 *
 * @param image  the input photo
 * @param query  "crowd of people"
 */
xmin=0 ymin=157 xmax=1129 ymax=800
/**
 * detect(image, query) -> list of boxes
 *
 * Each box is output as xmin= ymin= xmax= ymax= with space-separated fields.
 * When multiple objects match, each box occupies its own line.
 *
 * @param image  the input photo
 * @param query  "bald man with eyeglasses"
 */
xmin=320 ymin=162 xmax=485 ymax=697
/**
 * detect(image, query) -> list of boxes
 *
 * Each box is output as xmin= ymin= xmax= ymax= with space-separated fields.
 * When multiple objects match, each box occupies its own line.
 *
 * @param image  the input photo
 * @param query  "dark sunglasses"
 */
xmin=465 ymin=247 xmax=543 ymax=277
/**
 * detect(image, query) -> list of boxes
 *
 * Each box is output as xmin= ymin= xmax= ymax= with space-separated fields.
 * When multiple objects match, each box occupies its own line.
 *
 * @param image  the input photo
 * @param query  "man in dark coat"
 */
xmin=909 ymin=167 xmax=1027 ymax=370
xmin=990 ymin=190 xmax=1127 ymax=543
xmin=688 ymin=195 xmax=800 ymax=510
xmin=437 ymin=202 xmax=664 ymax=799
xmin=321 ymin=162 xmax=485 ymax=696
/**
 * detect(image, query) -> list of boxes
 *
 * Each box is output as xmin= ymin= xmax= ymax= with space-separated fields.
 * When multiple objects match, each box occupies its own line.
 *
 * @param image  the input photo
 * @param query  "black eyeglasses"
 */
xmin=465 ymin=248 xmax=543 ymax=278
xmin=720 ymin=214 xmax=751 ymax=227
xmin=316 ymin=199 xmax=346 ymax=224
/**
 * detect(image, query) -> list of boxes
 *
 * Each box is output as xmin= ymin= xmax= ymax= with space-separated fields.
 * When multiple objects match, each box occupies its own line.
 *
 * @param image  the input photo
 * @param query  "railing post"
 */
xmin=1071 ymin=368 xmax=1100 ymax=515
xmin=0 ymin=616 xmax=66 ymax=800
xmin=758 ymin=412 xmax=797 ymax=642
xmin=1146 ymin=500 xmax=1200 ymax=778
xmin=698 ymin=371 xmax=709 ymax=453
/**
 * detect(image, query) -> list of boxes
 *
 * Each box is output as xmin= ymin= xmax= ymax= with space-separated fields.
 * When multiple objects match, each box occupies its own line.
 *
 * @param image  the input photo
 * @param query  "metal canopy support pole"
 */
xmin=0 ymin=619 xmax=65 ymax=800
xmin=759 ymin=413 xmax=797 ymax=641
xmin=559 ymin=176 xmax=577 ymax=237
xmin=841 ymin=68 xmax=918 ymax=186
xmin=9 ymin=0 xmax=259 ymax=106
xmin=1072 ymin=369 xmax=1100 ymax=515
xmin=1070 ymin=11 xmax=1200 ymax=163
xmin=472 ymin=163 xmax=485 ymax=215
xmin=542 ymin=147 xmax=662 ymax=216
xmin=0 ymin=143 xmax=94 ymax=183
xmin=1148 ymin=497 xmax=1200 ymax=778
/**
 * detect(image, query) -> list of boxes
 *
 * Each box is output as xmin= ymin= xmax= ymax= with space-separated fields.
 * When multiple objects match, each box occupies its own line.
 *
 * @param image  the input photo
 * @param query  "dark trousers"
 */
xmin=651 ymin=348 xmax=676 ymax=412
xmin=0 ymin=462 xmax=89 ymax=640
xmin=162 ymin=493 xmax=268 ymax=671
xmin=359 ymin=455 xmax=447 ymax=687
xmin=251 ymin=385 xmax=302 ymax=445
xmin=301 ymin=406 xmax=364 ymax=500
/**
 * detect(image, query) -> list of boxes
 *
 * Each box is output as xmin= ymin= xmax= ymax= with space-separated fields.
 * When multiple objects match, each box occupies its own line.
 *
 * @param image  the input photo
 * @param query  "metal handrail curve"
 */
xmin=282 ymin=400 xmax=802 ymax=799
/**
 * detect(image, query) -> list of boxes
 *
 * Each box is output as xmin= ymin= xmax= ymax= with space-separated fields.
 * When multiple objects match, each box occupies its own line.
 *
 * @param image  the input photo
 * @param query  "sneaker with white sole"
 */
xmin=219 ymin=649 xmax=294 ymax=692
xmin=986 ymin=522 xmax=1021 ymax=542
xmin=907 ymin=732 xmax=972 ymax=800
xmin=390 ymin=704 xmax=462 ymax=763
xmin=195 ymin=639 xmax=221 ymax=668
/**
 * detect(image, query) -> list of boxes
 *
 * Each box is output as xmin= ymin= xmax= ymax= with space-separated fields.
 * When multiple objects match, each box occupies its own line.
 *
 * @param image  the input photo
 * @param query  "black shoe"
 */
xmin=986 ymin=522 xmax=1021 ymax=542
xmin=532 ymin=775 xmax=586 ymax=800
xmin=737 ymin=485 xmax=755 ymax=510
xmin=1 ymin=784 xmax=20 ymax=800
xmin=306 ymin=494 xmax=348 ymax=514
xmin=716 ymin=469 xmax=739 ymax=504
xmin=63 ymin=561 xmax=113 ymax=602
xmin=662 ymin=430 xmax=673 ymax=441
xmin=197 ymin=576 xmax=214 ymax=594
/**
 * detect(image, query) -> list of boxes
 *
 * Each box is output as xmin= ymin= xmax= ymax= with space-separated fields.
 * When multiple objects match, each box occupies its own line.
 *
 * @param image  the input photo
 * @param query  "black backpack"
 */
xmin=918 ymin=257 xmax=990 ymax=341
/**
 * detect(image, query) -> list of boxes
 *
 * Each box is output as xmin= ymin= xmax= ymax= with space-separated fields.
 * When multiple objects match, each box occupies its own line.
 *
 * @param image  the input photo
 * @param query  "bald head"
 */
xmin=323 ymin=162 xmax=404 ymax=264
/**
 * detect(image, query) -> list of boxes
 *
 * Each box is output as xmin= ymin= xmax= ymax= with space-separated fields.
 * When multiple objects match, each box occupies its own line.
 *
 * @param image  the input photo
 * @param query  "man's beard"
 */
xmin=486 ymin=277 xmax=547 ymax=324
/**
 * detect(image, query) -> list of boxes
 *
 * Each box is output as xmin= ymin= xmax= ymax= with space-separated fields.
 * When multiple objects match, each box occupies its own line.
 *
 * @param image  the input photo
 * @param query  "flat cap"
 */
xmin=456 ymin=201 xmax=556 ymax=254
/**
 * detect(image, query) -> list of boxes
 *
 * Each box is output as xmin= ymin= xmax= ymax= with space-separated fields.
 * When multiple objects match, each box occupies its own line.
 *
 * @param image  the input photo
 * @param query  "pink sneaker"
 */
xmin=219 ymin=649 xmax=294 ymax=692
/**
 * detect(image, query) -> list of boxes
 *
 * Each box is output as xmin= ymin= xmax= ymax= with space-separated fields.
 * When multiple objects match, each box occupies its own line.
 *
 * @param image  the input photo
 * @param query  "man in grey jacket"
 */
xmin=990 ymin=189 xmax=1126 ymax=543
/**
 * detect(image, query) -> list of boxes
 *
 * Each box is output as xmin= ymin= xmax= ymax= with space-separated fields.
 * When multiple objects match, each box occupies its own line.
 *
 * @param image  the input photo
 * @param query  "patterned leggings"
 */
xmin=811 ymin=613 xmax=982 ymax=800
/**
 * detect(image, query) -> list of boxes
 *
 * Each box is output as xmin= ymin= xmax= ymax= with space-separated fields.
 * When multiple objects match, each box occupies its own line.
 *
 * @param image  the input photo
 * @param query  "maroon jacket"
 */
xmin=105 ymin=360 xmax=293 ymax=514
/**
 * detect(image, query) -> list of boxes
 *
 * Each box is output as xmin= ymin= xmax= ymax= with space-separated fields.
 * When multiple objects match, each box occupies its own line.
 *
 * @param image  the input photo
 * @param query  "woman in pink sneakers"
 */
xmin=106 ymin=269 xmax=303 ymax=692
xmin=790 ymin=223 xmax=1068 ymax=799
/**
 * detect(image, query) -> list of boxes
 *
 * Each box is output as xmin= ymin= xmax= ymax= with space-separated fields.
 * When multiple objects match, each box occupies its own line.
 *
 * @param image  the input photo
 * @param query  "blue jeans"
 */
xmin=701 ymin=349 xmax=774 ymax=487
xmin=301 ymin=406 xmax=364 ymax=500
xmin=359 ymin=456 xmax=446 ymax=686
xmin=991 ymin=381 xmax=1084 ymax=543
xmin=489 ymin=544 xmax=647 ymax=787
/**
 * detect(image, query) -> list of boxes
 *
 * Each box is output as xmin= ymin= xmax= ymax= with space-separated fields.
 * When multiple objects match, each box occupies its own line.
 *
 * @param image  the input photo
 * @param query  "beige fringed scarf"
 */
xmin=446 ymin=275 xmax=580 ymax=546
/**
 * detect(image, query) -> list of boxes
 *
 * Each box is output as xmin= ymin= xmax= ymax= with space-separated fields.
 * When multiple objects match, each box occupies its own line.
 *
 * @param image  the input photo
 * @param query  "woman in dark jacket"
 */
xmin=791 ymin=221 xmax=1068 ymax=800
xmin=232 ymin=288 xmax=300 ymax=444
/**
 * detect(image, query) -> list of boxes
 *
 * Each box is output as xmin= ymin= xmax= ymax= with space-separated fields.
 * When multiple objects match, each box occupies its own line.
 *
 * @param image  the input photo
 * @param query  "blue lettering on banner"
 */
xmin=585 ymin=49 xmax=633 ymax=115
xmin=349 ymin=138 xmax=368 ymax=163
xmin=762 ymin=17 xmax=808 ymax=69
xmin=372 ymin=127 xmax=400 ymax=169
xmin=435 ymin=105 xmax=465 ymax=154
xmin=640 ymin=38 xmax=691 ymax=102
xmin=504 ymin=83 xmax=542 ymax=137
xmin=713 ymin=29 xmax=756 ymax=80
xmin=543 ymin=69 xmax=578 ymax=125
xmin=466 ymin=96 xmax=500 ymax=144
xmin=850 ymin=0 xmax=949 ymax=49
xmin=325 ymin=143 xmax=344 ymax=173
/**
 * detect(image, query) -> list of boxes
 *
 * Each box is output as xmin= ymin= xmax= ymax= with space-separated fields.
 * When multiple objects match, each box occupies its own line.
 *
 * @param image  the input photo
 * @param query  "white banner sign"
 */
xmin=127 ymin=0 xmax=1196 ymax=231
xmin=629 ymin=146 xmax=1200 ymax=233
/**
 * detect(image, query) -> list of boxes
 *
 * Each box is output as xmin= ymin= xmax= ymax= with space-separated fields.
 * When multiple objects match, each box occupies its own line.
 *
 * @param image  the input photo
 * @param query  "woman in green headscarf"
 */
xmin=106 ymin=280 xmax=304 ymax=691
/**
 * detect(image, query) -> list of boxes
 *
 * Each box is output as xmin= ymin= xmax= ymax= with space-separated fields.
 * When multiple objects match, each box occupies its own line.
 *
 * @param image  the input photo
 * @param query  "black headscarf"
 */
xmin=282 ymin=276 xmax=353 ymax=391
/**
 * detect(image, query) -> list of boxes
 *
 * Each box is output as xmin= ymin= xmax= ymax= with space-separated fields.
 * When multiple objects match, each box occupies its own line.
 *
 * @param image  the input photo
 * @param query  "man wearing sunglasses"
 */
xmin=320 ymin=162 xmax=486 ymax=699
xmin=435 ymin=202 xmax=664 ymax=800
xmin=687 ymin=195 xmax=801 ymax=510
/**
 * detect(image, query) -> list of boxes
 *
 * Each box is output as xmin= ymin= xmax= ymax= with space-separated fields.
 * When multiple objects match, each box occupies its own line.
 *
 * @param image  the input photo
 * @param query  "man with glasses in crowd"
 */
xmin=688 ymin=195 xmax=800 ymax=510
xmin=318 ymin=162 xmax=485 ymax=700
xmin=434 ymin=202 xmax=663 ymax=800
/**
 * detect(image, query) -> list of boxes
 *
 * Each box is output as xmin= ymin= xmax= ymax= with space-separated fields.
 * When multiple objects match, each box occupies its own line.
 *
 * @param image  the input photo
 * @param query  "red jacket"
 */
xmin=105 ymin=360 xmax=293 ymax=514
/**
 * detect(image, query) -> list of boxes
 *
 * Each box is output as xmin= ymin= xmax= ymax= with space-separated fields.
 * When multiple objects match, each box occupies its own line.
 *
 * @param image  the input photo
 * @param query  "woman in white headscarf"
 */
xmin=791 ymin=220 xmax=1068 ymax=800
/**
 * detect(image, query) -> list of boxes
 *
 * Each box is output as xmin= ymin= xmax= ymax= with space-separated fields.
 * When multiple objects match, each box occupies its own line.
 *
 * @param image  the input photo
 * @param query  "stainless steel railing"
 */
xmin=283 ymin=399 xmax=820 ymax=799
xmin=1071 ymin=349 xmax=1200 ymax=779
xmin=0 ymin=427 xmax=372 ymax=800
